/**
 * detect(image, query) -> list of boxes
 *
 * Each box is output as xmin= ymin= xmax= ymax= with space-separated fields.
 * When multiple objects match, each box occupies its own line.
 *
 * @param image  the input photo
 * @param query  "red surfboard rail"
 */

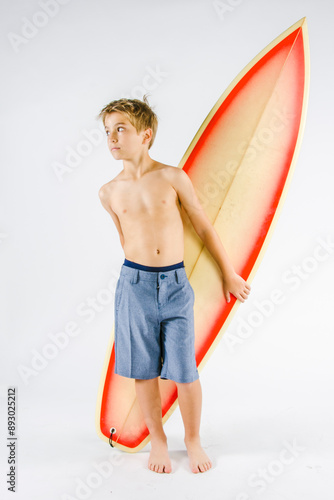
xmin=96 ymin=18 xmax=310 ymax=452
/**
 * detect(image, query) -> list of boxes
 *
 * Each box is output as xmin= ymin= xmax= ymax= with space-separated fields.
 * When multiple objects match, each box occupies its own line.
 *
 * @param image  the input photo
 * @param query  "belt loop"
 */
xmin=174 ymin=269 xmax=180 ymax=284
xmin=131 ymin=269 xmax=139 ymax=284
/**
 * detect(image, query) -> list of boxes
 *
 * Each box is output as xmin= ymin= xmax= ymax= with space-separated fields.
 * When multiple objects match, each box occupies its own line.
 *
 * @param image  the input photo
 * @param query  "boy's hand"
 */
xmin=222 ymin=271 xmax=251 ymax=303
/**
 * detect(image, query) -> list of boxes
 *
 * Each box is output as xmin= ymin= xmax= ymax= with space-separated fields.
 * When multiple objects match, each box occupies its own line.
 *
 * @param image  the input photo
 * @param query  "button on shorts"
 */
xmin=114 ymin=259 xmax=199 ymax=383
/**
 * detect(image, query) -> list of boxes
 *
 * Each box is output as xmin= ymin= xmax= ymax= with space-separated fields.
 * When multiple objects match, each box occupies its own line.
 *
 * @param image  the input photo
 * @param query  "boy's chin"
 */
xmin=110 ymin=151 xmax=123 ymax=158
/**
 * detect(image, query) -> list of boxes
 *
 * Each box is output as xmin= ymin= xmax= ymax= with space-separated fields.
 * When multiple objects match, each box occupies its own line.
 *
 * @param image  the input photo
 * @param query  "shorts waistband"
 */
xmin=123 ymin=258 xmax=185 ymax=272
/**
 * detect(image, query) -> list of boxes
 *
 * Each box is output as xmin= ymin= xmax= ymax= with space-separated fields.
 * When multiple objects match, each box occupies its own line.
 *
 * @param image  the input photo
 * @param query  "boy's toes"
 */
xmin=186 ymin=440 xmax=213 ymax=473
xmin=149 ymin=461 xmax=172 ymax=473
xmin=148 ymin=439 xmax=171 ymax=473
xmin=195 ymin=461 xmax=209 ymax=473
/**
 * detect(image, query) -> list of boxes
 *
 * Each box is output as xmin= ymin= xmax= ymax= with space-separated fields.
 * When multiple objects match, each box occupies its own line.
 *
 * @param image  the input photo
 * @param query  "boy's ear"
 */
xmin=142 ymin=127 xmax=153 ymax=145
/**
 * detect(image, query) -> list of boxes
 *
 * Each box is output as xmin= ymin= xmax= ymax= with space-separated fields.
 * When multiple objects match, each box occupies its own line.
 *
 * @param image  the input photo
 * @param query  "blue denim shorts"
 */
xmin=114 ymin=259 xmax=199 ymax=383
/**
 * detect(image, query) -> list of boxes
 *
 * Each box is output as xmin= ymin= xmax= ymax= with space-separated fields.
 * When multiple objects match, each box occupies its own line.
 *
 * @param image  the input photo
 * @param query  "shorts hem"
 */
xmin=115 ymin=370 xmax=199 ymax=384
xmin=115 ymin=370 xmax=161 ymax=380
xmin=164 ymin=373 xmax=200 ymax=384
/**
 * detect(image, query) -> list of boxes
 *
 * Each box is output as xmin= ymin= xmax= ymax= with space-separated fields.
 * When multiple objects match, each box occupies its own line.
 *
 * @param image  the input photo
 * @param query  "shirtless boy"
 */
xmin=98 ymin=96 xmax=251 ymax=474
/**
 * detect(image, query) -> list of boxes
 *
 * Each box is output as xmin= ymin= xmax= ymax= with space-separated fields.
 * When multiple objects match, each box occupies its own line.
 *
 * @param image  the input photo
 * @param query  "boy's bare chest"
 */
xmin=111 ymin=178 xmax=180 ymax=218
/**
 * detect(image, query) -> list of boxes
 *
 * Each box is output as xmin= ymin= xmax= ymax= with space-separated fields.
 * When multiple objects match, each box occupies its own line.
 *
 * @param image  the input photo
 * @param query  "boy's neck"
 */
xmin=122 ymin=152 xmax=157 ymax=180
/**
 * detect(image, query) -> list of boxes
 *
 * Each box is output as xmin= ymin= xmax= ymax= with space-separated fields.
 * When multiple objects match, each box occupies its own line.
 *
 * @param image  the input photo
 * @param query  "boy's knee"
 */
xmin=176 ymin=379 xmax=200 ymax=389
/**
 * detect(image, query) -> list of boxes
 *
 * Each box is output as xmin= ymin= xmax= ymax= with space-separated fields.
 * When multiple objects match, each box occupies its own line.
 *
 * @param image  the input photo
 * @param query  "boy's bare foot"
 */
xmin=184 ymin=438 xmax=213 ymax=473
xmin=148 ymin=437 xmax=172 ymax=473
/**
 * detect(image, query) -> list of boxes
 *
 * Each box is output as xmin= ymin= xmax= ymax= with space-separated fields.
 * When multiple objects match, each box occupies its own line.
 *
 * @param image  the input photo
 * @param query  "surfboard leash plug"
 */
xmin=109 ymin=427 xmax=117 ymax=447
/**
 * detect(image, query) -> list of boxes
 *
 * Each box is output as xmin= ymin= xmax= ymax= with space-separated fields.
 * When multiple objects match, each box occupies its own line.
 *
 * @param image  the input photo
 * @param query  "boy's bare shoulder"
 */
xmin=156 ymin=162 xmax=185 ymax=179
xmin=98 ymin=173 xmax=122 ymax=199
xmin=98 ymin=175 xmax=124 ymax=216
xmin=158 ymin=163 xmax=191 ymax=189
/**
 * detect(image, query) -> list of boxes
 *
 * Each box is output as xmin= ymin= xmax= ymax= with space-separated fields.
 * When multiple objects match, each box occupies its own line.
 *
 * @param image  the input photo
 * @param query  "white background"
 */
xmin=1 ymin=0 xmax=334 ymax=499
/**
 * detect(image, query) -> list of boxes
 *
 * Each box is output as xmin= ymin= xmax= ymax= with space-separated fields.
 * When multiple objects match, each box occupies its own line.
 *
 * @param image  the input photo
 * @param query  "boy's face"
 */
xmin=104 ymin=112 xmax=152 ymax=159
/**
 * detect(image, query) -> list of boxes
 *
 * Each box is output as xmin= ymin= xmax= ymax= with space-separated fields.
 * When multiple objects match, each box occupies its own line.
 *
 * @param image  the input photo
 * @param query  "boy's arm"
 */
xmin=98 ymin=186 xmax=125 ymax=248
xmin=171 ymin=168 xmax=250 ymax=303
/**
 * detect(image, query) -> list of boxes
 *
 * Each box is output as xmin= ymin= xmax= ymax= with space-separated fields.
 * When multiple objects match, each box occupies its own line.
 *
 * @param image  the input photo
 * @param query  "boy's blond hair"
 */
xmin=97 ymin=95 xmax=158 ymax=149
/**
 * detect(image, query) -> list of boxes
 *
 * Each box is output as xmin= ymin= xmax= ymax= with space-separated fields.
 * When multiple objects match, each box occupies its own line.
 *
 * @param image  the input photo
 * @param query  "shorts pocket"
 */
xmin=187 ymin=280 xmax=195 ymax=302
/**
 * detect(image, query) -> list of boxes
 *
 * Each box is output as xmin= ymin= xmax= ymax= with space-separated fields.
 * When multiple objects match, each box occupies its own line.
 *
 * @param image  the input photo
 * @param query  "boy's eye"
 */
xmin=105 ymin=127 xmax=124 ymax=135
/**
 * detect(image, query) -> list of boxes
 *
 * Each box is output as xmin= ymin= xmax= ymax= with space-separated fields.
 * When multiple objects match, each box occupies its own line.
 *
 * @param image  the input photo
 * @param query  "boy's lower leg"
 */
xmin=135 ymin=377 xmax=172 ymax=473
xmin=176 ymin=378 xmax=213 ymax=473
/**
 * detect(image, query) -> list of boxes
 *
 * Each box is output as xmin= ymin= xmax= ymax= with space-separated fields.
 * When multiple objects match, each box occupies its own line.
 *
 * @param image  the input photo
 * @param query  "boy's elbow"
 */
xmin=186 ymin=206 xmax=214 ymax=241
xmin=197 ymin=223 xmax=216 ymax=242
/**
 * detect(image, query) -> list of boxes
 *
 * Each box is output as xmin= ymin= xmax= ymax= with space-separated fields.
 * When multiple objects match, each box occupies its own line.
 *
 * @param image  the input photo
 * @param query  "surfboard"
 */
xmin=95 ymin=17 xmax=310 ymax=452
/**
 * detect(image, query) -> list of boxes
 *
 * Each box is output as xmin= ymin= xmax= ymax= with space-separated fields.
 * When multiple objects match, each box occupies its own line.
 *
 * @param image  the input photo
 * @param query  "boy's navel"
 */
xmin=156 ymin=249 xmax=160 ymax=254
